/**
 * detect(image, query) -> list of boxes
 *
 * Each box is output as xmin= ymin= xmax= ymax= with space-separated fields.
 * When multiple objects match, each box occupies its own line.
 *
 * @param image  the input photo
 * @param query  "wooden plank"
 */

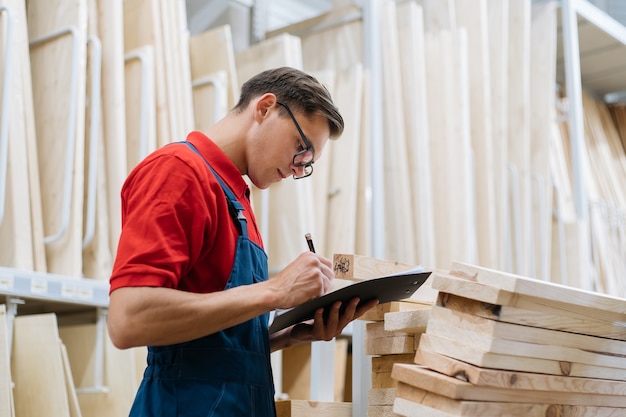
xmin=355 ymin=72 xmax=371 ymax=257
xmin=425 ymin=317 xmax=626 ymax=370
xmin=529 ymin=0 xmax=558 ymax=281
xmin=275 ymin=400 xmax=352 ymax=417
xmin=414 ymin=348 xmax=626 ymax=395
xmin=396 ymin=1 xmax=436 ymax=268
xmin=506 ymin=0 xmax=532 ymax=276
xmin=371 ymin=354 xmax=415 ymax=373
xmin=123 ymin=0 xmax=170 ymax=147
xmin=12 ymin=314 xmax=70 ymax=417
xmin=486 ymin=0 xmax=509 ymax=271
xmin=384 ymin=309 xmax=431 ymax=334
xmin=368 ymin=388 xmax=396 ymax=406
xmin=60 ymin=343 xmax=82 ymax=417
xmin=379 ymin=0 xmax=417 ymax=263
xmin=430 ymin=303 xmax=626 ymax=357
xmin=361 ymin=301 xmax=431 ymax=322
xmin=417 ymin=332 xmax=626 ymax=381
xmin=435 ymin=286 xmax=626 ymax=342
xmin=393 ymin=385 xmax=626 ymax=417
xmin=188 ymin=24 xmax=239 ymax=112
xmin=448 ymin=262 xmax=626 ymax=319
xmin=95 ymin=0 xmax=127 ymax=257
xmin=365 ymin=335 xmax=417 ymax=356
xmin=332 ymin=254 xmax=418 ymax=280
xmin=0 ymin=305 xmax=14 ymax=417
xmin=28 ymin=0 xmax=88 ymax=276
xmin=424 ymin=28 xmax=475 ymax=268
xmin=372 ymin=371 xmax=396 ymax=389
xmin=323 ymin=64 xmax=363 ymax=257
xmin=454 ymin=0 xmax=498 ymax=268
xmin=367 ymin=405 xmax=395 ymax=417
xmin=392 ymin=364 xmax=626 ymax=407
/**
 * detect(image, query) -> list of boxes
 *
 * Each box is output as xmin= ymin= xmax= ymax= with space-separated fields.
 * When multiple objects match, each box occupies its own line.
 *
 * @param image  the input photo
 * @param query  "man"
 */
xmin=107 ymin=67 xmax=378 ymax=416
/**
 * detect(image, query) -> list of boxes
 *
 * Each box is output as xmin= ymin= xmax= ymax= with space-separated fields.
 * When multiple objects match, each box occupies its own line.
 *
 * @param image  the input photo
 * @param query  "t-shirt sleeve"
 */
xmin=109 ymin=154 xmax=216 ymax=293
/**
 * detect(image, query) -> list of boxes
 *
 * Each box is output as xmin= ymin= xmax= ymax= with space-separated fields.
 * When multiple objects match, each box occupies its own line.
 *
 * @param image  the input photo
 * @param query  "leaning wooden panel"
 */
xmin=506 ymin=0 xmax=532 ymax=276
xmin=396 ymin=1 xmax=436 ymax=268
xmin=95 ymin=0 xmax=127 ymax=256
xmin=414 ymin=348 xmax=626 ymax=395
xmin=392 ymin=364 xmax=626 ymax=407
xmin=323 ymin=64 xmax=363 ymax=257
xmin=0 ymin=305 xmax=14 ymax=417
xmin=12 ymin=313 xmax=70 ymax=417
xmin=454 ymin=0 xmax=497 ymax=268
xmin=27 ymin=0 xmax=88 ymax=276
xmin=189 ymin=25 xmax=238 ymax=113
xmin=486 ymin=0 xmax=509 ymax=272
xmin=0 ymin=0 xmax=35 ymax=271
xmin=59 ymin=324 xmax=139 ymax=417
xmin=529 ymin=0 xmax=558 ymax=282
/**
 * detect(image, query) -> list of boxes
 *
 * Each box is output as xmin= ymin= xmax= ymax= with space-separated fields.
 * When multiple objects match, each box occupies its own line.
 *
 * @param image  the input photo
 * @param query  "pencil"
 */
xmin=305 ymin=233 xmax=316 ymax=253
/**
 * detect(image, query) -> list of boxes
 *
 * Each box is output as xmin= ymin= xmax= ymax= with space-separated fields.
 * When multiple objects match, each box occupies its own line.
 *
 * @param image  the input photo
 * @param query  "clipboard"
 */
xmin=268 ymin=270 xmax=432 ymax=334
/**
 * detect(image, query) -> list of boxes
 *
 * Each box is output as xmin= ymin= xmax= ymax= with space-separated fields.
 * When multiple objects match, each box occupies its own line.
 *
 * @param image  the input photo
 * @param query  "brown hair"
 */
xmin=233 ymin=67 xmax=344 ymax=139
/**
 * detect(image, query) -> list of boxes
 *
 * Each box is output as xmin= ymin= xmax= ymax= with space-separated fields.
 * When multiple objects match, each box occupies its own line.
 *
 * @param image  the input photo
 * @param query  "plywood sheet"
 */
xmin=12 ymin=313 xmax=70 ymax=417
xmin=28 ymin=0 xmax=88 ymax=276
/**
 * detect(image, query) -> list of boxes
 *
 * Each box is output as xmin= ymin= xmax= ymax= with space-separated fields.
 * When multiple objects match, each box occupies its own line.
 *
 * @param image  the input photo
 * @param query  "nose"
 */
xmin=291 ymin=164 xmax=306 ymax=178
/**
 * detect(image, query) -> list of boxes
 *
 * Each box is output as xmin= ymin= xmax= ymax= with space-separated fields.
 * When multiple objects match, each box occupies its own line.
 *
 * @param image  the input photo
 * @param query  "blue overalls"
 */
xmin=128 ymin=142 xmax=276 ymax=417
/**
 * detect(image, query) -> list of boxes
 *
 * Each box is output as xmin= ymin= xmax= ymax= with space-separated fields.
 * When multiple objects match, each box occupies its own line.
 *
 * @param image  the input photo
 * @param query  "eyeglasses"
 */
xmin=277 ymin=101 xmax=315 ymax=179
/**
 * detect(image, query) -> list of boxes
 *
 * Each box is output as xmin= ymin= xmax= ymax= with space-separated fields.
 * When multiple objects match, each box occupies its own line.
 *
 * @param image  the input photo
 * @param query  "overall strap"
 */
xmin=182 ymin=141 xmax=248 ymax=238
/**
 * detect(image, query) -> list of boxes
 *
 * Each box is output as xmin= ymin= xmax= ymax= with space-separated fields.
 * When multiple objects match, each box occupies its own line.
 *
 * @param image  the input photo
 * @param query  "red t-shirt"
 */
xmin=109 ymin=132 xmax=264 ymax=294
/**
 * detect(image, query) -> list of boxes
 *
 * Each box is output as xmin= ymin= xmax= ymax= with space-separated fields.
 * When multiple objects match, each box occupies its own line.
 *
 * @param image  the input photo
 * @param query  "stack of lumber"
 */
xmin=334 ymin=254 xmax=436 ymax=417
xmin=391 ymin=262 xmax=626 ymax=416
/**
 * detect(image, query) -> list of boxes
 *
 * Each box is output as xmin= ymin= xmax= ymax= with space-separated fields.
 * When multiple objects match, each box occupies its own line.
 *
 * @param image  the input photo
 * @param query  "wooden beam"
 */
xmin=275 ymin=399 xmax=352 ymax=417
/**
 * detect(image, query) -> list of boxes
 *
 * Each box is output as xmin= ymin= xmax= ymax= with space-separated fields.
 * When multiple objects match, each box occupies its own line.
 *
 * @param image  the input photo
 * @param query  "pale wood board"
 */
xmin=372 ymin=371 xmax=397 ymax=389
xmin=332 ymin=254 xmax=419 ymax=279
xmin=486 ymin=0 xmax=509 ymax=271
xmin=454 ymin=0 xmax=498 ymax=268
xmin=12 ymin=313 xmax=70 ymax=417
xmin=123 ymin=0 xmax=171 ymax=148
xmin=188 ymin=25 xmax=235 ymax=131
xmin=361 ymin=301 xmax=432 ymax=322
xmin=396 ymin=1 xmax=436 ymax=268
xmin=366 ymin=321 xmax=411 ymax=339
xmin=371 ymin=354 xmax=415 ymax=373
xmin=355 ymin=70 xmax=371 ymax=257
xmin=393 ymin=386 xmax=626 ymax=417
xmin=434 ymin=279 xmax=626 ymax=341
xmin=188 ymin=25 xmax=239 ymax=110
xmin=424 ymin=29 xmax=475 ymax=269
xmin=0 ymin=305 xmax=14 ymax=417
xmin=418 ymin=332 xmax=626 ymax=381
xmin=393 ymin=363 xmax=626 ymax=407
xmin=83 ymin=0 xmax=112 ymax=280
xmin=430 ymin=303 xmax=626 ymax=357
xmin=425 ymin=317 xmax=626 ymax=370
xmin=0 ymin=0 xmax=34 ymax=270
xmin=124 ymin=45 xmax=157 ymax=172
xmin=529 ymin=0 xmax=558 ymax=281
xmin=378 ymin=0 xmax=417 ymax=263
xmin=365 ymin=335 xmax=417 ymax=356
xmin=28 ymin=0 xmax=88 ymax=276
xmin=506 ymin=0 xmax=532 ymax=276
xmin=60 ymin=343 xmax=82 ymax=417
xmin=366 ymin=405 xmax=395 ymax=417
xmin=449 ymin=262 xmax=626 ymax=319
xmin=95 ymin=0 xmax=126 ymax=256
xmin=323 ymin=65 xmax=363 ymax=257
xmin=275 ymin=399 xmax=352 ymax=417
xmin=414 ymin=348 xmax=626 ymax=395
xmin=59 ymin=324 xmax=139 ymax=417
xmin=384 ymin=309 xmax=431 ymax=334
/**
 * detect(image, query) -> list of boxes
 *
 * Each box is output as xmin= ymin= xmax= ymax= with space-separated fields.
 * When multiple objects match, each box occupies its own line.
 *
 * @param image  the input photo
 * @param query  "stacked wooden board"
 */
xmin=392 ymin=262 xmax=626 ymax=416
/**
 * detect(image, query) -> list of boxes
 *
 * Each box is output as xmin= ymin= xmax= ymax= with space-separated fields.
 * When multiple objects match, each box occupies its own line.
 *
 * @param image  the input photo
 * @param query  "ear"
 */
xmin=254 ymin=93 xmax=277 ymax=123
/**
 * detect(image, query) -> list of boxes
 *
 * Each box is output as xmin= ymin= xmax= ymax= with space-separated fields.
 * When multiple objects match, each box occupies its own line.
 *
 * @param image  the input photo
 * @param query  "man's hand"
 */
xmin=270 ymin=297 xmax=379 ymax=351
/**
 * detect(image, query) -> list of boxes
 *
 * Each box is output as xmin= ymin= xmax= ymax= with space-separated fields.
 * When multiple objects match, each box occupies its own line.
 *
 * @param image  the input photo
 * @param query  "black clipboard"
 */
xmin=268 ymin=270 xmax=432 ymax=334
